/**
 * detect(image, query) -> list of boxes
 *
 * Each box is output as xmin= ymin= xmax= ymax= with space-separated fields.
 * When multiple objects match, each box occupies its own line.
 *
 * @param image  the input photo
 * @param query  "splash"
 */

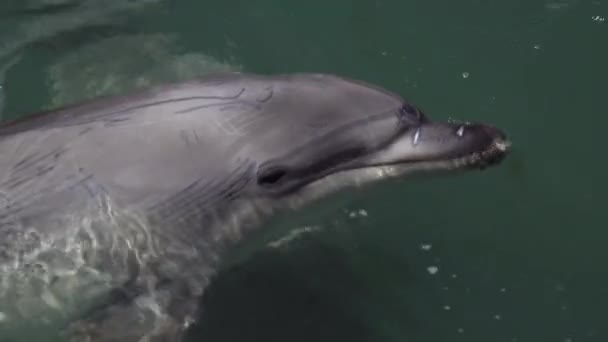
xmin=0 ymin=194 xmax=220 ymax=341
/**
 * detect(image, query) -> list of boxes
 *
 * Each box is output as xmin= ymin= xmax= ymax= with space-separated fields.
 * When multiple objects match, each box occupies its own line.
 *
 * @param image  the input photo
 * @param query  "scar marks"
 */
xmin=256 ymin=86 xmax=273 ymax=103
xmin=147 ymin=159 xmax=255 ymax=224
xmin=179 ymin=129 xmax=202 ymax=148
xmin=12 ymin=146 xmax=68 ymax=173
xmin=0 ymin=192 xmax=8 ymax=210
xmin=210 ymin=86 xmax=276 ymax=137
xmin=173 ymin=85 xmax=276 ymax=137
xmin=173 ymin=88 xmax=246 ymax=115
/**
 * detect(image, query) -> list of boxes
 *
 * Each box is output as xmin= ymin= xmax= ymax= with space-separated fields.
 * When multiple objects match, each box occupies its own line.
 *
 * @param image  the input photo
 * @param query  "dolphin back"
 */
xmin=0 ymin=73 xmax=275 ymax=223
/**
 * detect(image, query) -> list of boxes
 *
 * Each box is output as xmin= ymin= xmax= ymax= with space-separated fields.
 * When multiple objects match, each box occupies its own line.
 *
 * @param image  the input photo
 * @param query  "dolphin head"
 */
xmin=243 ymin=74 xmax=510 ymax=200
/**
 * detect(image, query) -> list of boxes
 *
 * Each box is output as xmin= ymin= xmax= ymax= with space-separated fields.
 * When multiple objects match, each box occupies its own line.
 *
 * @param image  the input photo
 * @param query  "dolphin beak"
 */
xmin=366 ymin=120 xmax=511 ymax=170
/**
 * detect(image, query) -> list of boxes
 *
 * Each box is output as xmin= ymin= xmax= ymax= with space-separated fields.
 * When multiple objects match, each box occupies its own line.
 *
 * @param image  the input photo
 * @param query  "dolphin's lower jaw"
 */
xmin=450 ymin=137 xmax=511 ymax=170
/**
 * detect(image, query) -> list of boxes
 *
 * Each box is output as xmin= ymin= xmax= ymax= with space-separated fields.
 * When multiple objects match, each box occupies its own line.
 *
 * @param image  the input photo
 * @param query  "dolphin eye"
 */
xmin=257 ymin=167 xmax=288 ymax=186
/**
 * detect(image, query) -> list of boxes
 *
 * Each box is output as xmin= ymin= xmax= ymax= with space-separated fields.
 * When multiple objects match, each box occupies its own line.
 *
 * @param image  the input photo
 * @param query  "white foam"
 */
xmin=267 ymin=226 xmax=322 ymax=248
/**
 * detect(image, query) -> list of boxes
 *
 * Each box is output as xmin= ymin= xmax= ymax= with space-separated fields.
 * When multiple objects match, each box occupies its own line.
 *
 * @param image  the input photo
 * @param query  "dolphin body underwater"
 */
xmin=0 ymin=73 xmax=509 ymax=341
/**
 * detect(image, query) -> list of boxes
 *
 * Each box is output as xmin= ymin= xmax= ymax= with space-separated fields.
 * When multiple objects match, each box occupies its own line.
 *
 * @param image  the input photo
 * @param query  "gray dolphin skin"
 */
xmin=0 ymin=73 xmax=510 ymax=341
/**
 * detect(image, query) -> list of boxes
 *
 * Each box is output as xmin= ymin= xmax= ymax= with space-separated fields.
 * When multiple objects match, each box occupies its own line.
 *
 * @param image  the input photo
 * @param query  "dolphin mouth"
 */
xmin=260 ymin=120 xmax=511 ymax=196
xmin=355 ymin=121 xmax=511 ymax=174
xmin=426 ymin=123 xmax=510 ymax=170
xmin=430 ymin=133 xmax=511 ymax=170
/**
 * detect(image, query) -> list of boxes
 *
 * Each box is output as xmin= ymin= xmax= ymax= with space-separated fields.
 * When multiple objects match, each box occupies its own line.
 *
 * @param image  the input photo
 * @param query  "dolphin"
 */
xmin=0 ymin=72 xmax=509 ymax=341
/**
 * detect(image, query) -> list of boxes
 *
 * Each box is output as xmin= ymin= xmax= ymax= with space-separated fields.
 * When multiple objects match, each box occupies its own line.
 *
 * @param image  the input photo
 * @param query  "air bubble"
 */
xmin=427 ymin=266 xmax=439 ymax=275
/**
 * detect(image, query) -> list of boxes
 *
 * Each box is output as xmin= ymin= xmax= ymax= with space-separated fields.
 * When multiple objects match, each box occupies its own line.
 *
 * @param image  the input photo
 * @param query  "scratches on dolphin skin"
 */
xmin=103 ymin=90 xmax=245 ymax=119
xmin=0 ymin=88 xmax=249 ymax=134
xmin=3 ymin=176 xmax=31 ymax=191
xmin=0 ymin=192 xmax=8 ymax=209
xmin=179 ymin=128 xmax=205 ymax=148
xmin=91 ymin=88 xmax=246 ymax=130
xmin=102 ymin=116 xmax=132 ymax=127
xmin=173 ymin=100 xmax=252 ymax=115
xmin=0 ymin=137 xmax=97 ymax=226
xmin=12 ymin=146 xmax=68 ymax=173
xmin=179 ymin=129 xmax=191 ymax=148
xmin=0 ymin=173 xmax=95 ymax=225
xmin=2 ymin=145 xmax=68 ymax=195
xmin=218 ymin=102 xmax=262 ymax=113
xmin=78 ymin=127 xmax=94 ymax=136
xmin=152 ymin=160 xmax=253 ymax=216
xmin=256 ymin=86 xmax=273 ymax=103
xmin=35 ymin=165 xmax=55 ymax=177
xmin=209 ymin=101 xmax=267 ymax=137
xmin=67 ymin=174 xmax=102 ymax=198
xmin=0 ymin=192 xmax=13 ymax=223
xmin=147 ymin=159 xmax=255 ymax=225
xmin=191 ymin=129 xmax=201 ymax=144
xmin=213 ymin=165 xmax=253 ymax=202
xmin=176 ymin=89 xmax=246 ymax=113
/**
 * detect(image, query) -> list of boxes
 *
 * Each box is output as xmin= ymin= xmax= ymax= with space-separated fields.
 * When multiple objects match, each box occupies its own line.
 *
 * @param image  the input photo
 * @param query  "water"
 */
xmin=0 ymin=0 xmax=606 ymax=341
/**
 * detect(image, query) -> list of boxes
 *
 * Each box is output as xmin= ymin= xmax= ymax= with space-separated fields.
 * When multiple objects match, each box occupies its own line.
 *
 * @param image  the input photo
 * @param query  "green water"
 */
xmin=1 ymin=0 xmax=606 ymax=341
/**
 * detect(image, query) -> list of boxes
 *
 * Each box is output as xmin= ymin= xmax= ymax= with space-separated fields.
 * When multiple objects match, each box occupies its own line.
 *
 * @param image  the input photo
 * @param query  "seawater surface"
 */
xmin=0 ymin=0 xmax=607 ymax=341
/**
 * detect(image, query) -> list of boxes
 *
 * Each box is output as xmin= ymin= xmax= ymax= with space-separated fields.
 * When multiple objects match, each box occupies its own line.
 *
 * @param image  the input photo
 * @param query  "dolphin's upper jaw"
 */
xmin=459 ymin=133 xmax=510 ymax=170
xmin=362 ymin=121 xmax=511 ymax=173
xmin=427 ymin=122 xmax=511 ymax=170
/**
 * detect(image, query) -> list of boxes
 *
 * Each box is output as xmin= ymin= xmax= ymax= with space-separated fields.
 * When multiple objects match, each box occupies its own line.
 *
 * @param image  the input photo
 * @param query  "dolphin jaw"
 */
xmin=260 ymin=129 xmax=511 ymax=214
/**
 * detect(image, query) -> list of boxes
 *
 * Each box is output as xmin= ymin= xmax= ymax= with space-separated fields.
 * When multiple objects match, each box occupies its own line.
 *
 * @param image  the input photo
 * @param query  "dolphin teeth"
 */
xmin=456 ymin=126 xmax=465 ymax=137
xmin=413 ymin=128 xmax=421 ymax=145
xmin=494 ymin=139 xmax=512 ymax=152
